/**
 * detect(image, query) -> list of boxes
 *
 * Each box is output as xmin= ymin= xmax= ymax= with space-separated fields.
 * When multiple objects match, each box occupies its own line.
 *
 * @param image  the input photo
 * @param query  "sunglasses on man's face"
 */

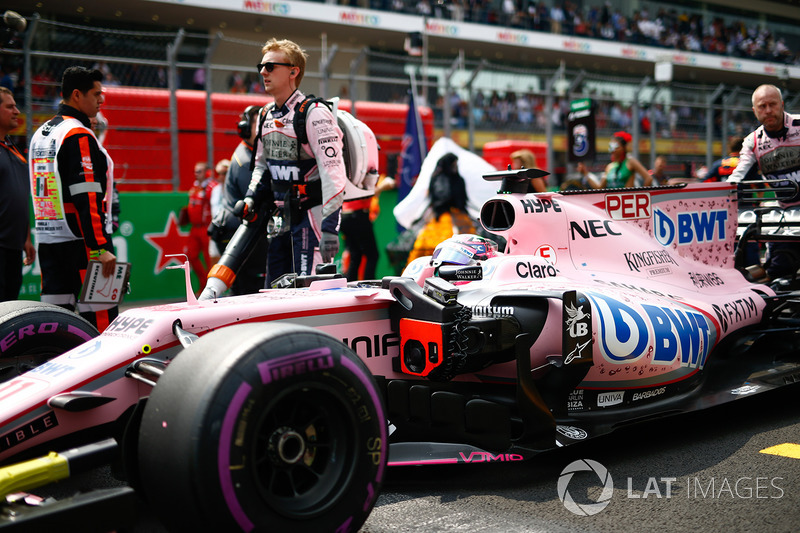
xmin=257 ymin=62 xmax=294 ymax=73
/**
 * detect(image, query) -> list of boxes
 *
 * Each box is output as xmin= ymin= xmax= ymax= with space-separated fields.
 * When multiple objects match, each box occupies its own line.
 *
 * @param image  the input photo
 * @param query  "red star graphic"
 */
xmin=144 ymin=212 xmax=191 ymax=274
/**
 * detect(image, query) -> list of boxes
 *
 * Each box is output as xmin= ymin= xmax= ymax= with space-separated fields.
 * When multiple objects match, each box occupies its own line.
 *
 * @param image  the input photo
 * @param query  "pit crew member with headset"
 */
xmin=208 ymin=105 xmax=269 ymax=294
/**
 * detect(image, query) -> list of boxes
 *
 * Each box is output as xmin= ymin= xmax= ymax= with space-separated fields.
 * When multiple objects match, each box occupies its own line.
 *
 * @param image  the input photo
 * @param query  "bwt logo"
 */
xmin=588 ymin=292 xmax=712 ymax=369
xmin=653 ymin=208 xmax=727 ymax=247
xmin=572 ymin=124 xmax=589 ymax=157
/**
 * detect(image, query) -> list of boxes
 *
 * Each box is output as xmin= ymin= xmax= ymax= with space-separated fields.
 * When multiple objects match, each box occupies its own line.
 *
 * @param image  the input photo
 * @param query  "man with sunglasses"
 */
xmin=244 ymin=38 xmax=347 ymax=285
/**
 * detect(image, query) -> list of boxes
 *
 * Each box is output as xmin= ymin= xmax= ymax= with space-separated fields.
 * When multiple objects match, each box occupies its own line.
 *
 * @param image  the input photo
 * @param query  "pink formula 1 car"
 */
xmin=1 ymin=170 xmax=799 ymax=532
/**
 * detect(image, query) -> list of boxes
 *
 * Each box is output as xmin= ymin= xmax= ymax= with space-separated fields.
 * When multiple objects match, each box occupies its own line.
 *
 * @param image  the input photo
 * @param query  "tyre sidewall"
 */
xmin=0 ymin=301 xmax=98 ymax=380
xmin=140 ymin=324 xmax=386 ymax=533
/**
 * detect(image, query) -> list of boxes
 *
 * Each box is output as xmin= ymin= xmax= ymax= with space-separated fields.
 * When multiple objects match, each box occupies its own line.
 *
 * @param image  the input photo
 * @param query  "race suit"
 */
xmin=728 ymin=111 xmax=800 ymax=278
xmin=185 ymin=176 xmax=218 ymax=282
xmin=29 ymin=104 xmax=117 ymax=330
xmin=247 ymin=90 xmax=347 ymax=285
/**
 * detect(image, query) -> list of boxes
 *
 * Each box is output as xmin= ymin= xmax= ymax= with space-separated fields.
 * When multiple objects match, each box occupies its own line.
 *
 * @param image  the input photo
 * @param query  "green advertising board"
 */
xmin=20 ymin=191 xmax=402 ymax=304
xmin=21 ymin=193 xmax=196 ymax=302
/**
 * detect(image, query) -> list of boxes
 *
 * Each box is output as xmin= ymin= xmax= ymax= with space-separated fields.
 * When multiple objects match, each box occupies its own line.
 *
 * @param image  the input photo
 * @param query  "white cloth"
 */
xmin=393 ymin=137 xmax=498 ymax=229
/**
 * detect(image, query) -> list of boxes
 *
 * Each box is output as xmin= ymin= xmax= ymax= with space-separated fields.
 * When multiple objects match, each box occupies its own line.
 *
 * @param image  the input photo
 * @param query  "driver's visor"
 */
xmin=432 ymin=243 xmax=475 ymax=266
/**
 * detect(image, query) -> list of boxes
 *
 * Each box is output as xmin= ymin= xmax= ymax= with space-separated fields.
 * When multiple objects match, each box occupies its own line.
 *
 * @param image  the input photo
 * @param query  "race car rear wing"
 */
xmin=482 ymin=167 xmax=550 ymax=194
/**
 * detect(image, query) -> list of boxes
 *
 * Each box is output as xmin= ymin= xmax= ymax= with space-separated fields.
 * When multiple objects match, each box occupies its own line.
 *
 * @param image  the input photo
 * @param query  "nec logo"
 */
xmin=606 ymin=192 xmax=650 ymax=220
xmin=653 ymin=208 xmax=728 ymax=246
xmin=570 ymin=220 xmax=621 ymax=239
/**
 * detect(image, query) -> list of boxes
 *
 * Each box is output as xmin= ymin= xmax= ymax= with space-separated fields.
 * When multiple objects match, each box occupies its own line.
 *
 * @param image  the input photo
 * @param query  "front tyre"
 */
xmin=138 ymin=323 xmax=387 ymax=533
xmin=0 ymin=301 xmax=99 ymax=382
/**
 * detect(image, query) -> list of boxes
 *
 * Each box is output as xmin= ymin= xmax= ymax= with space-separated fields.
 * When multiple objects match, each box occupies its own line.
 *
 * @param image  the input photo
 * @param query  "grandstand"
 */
xmin=7 ymin=0 xmax=799 ymax=83
xmin=3 ymin=0 xmax=800 ymax=181
xmin=3 ymin=0 xmax=800 ymax=297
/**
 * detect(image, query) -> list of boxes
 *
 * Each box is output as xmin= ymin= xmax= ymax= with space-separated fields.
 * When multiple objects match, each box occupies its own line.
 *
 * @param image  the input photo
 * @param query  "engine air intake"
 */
xmin=480 ymin=199 xmax=515 ymax=232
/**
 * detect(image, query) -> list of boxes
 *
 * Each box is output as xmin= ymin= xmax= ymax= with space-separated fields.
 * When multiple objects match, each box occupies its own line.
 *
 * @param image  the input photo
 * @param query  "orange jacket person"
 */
xmin=29 ymin=66 xmax=117 ymax=331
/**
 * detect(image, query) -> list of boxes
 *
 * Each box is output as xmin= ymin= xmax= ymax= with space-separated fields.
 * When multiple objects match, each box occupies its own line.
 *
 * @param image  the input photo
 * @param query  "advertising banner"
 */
xmin=20 ymin=192 xmax=402 ymax=303
xmin=567 ymin=98 xmax=596 ymax=163
xmin=22 ymin=193 xmax=196 ymax=302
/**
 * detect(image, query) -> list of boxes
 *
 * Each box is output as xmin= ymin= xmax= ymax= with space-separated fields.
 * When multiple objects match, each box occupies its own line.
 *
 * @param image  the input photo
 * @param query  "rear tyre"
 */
xmin=0 ymin=300 xmax=99 ymax=382
xmin=138 ymin=322 xmax=387 ymax=532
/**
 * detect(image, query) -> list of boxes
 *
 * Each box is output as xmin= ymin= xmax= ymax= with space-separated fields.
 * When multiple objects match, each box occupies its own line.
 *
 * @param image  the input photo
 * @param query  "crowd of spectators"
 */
xmin=437 ymin=86 xmax=758 ymax=140
xmin=355 ymin=0 xmax=799 ymax=66
xmin=0 ymin=0 xmax=788 ymax=145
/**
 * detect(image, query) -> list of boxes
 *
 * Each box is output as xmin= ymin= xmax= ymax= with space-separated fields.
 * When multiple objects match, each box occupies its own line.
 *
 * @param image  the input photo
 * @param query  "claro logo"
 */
xmin=516 ymin=262 xmax=557 ymax=278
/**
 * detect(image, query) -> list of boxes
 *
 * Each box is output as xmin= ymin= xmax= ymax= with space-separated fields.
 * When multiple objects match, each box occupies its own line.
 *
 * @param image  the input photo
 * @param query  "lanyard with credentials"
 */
xmin=1 ymin=137 xmax=26 ymax=164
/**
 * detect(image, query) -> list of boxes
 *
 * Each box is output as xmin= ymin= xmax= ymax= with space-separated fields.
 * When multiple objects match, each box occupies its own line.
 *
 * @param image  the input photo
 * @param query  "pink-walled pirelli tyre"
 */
xmin=138 ymin=322 xmax=387 ymax=533
xmin=0 ymin=300 xmax=99 ymax=382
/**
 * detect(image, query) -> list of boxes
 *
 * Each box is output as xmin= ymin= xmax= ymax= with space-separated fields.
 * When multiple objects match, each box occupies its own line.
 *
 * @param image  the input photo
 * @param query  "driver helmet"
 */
xmin=431 ymin=234 xmax=500 ymax=267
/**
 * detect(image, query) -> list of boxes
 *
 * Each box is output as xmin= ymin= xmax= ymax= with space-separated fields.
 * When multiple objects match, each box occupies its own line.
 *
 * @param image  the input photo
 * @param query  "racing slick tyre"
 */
xmin=138 ymin=322 xmax=387 ymax=533
xmin=0 ymin=300 xmax=99 ymax=382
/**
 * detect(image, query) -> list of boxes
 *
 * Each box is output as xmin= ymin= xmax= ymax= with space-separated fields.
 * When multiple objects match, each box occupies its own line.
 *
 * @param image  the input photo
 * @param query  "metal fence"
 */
xmin=7 ymin=16 xmax=799 ymax=189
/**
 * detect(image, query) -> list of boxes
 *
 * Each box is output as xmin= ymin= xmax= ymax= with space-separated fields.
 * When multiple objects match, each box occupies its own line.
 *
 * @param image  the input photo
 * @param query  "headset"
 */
xmin=237 ymin=105 xmax=261 ymax=140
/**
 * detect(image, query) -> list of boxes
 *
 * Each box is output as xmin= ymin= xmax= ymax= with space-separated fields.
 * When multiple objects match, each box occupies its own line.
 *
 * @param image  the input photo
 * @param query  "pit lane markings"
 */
xmin=759 ymin=443 xmax=800 ymax=459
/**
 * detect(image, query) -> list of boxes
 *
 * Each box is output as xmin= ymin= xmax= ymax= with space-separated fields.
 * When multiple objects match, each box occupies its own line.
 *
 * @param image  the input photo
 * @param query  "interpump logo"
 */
xmin=557 ymin=459 xmax=614 ymax=515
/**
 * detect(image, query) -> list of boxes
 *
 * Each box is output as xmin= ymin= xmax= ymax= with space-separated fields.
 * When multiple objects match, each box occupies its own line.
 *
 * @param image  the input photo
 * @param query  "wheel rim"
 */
xmin=251 ymin=383 xmax=356 ymax=518
xmin=269 ymin=426 xmax=307 ymax=465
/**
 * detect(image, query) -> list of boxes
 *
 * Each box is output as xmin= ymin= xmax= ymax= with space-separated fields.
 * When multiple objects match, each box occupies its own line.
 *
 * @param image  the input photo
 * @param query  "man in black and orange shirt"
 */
xmin=0 ymin=86 xmax=35 ymax=301
xmin=28 ymin=66 xmax=117 ymax=330
xmin=703 ymin=137 xmax=759 ymax=183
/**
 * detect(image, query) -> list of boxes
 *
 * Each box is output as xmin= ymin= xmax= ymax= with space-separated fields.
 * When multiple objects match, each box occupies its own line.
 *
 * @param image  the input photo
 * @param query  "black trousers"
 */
xmin=39 ymin=240 xmax=119 ymax=331
xmin=340 ymin=209 xmax=379 ymax=281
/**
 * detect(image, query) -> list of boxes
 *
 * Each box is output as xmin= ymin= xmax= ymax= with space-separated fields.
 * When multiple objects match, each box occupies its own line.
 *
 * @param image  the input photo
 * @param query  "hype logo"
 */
xmin=653 ymin=208 xmax=727 ymax=247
